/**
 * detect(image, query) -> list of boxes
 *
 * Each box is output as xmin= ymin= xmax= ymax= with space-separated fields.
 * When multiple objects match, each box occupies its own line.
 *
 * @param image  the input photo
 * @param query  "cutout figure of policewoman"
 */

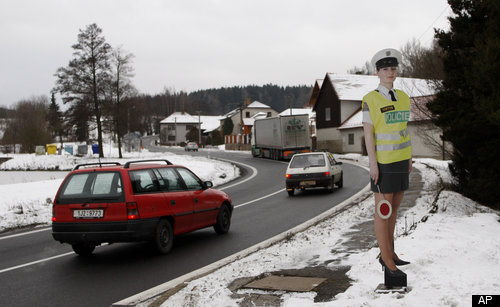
xmin=362 ymin=48 xmax=411 ymax=288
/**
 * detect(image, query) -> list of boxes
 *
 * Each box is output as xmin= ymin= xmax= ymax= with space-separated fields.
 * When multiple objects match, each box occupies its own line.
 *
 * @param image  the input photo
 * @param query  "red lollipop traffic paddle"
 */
xmin=376 ymin=185 xmax=392 ymax=219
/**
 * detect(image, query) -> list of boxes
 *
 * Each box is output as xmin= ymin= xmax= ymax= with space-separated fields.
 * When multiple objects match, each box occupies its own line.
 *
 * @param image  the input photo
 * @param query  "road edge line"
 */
xmin=113 ymin=160 xmax=370 ymax=306
xmin=213 ymin=158 xmax=258 ymax=191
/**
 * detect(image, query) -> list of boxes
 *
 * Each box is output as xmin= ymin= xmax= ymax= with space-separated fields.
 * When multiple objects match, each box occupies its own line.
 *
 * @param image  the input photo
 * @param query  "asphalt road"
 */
xmin=0 ymin=142 xmax=368 ymax=307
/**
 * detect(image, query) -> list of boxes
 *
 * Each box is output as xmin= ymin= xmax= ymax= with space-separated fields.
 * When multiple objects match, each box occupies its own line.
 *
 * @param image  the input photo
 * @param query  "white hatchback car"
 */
xmin=185 ymin=142 xmax=199 ymax=152
xmin=285 ymin=152 xmax=343 ymax=196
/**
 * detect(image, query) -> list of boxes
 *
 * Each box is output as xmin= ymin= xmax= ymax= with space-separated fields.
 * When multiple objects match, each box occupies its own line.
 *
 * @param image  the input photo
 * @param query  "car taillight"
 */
xmin=127 ymin=202 xmax=140 ymax=220
xmin=52 ymin=206 xmax=56 ymax=222
xmin=286 ymin=174 xmax=291 ymax=178
xmin=324 ymin=172 xmax=330 ymax=176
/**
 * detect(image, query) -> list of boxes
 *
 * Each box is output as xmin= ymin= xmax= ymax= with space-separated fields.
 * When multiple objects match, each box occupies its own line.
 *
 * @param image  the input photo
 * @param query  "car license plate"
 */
xmin=300 ymin=180 xmax=316 ymax=186
xmin=73 ymin=209 xmax=104 ymax=219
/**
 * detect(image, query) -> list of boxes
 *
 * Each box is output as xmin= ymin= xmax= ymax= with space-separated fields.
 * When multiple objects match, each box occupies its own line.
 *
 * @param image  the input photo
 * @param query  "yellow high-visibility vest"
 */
xmin=362 ymin=89 xmax=412 ymax=164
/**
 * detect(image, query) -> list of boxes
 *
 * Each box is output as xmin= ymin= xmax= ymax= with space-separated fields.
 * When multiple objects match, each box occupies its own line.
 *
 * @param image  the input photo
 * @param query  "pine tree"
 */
xmin=427 ymin=0 xmax=500 ymax=208
xmin=47 ymin=93 xmax=64 ymax=148
xmin=222 ymin=117 xmax=234 ymax=136
xmin=54 ymin=23 xmax=112 ymax=158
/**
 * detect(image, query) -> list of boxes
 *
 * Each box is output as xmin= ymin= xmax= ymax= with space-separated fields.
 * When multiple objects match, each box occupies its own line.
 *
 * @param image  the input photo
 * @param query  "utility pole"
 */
xmin=198 ymin=110 xmax=201 ymax=146
xmin=239 ymin=102 xmax=243 ymax=150
xmin=174 ymin=116 xmax=177 ymax=146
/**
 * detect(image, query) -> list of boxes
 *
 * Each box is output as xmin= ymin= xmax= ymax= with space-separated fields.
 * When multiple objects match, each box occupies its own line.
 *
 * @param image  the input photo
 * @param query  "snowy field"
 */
xmin=155 ymin=156 xmax=499 ymax=307
xmin=0 ymin=147 xmax=239 ymax=232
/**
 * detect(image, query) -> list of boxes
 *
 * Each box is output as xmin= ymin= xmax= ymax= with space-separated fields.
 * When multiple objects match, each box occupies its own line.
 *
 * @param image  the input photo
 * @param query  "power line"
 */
xmin=417 ymin=5 xmax=450 ymax=43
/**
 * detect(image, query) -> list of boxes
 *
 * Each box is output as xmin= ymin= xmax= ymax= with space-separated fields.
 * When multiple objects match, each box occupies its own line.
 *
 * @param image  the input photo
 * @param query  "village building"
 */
xmin=313 ymin=73 xmax=450 ymax=159
xmin=159 ymin=112 xmax=223 ymax=146
xmin=221 ymin=100 xmax=279 ymax=150
xmin=221 ymin=100 xmax=279 ymax=135
xmin=122 ymin=131 xmax=142 ymax=152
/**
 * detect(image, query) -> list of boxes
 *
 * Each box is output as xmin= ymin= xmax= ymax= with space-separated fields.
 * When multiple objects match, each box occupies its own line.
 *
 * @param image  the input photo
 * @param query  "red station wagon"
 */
xmin=52 ymin=159 xmax=233 ymax=256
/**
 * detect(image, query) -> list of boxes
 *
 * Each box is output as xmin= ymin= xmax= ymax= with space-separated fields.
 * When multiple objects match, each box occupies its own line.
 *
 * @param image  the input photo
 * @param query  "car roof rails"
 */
xmin=72 ymin=162 xmax=121 ymax=170
xmin=123 ymin=159 xmax=173 ymax=169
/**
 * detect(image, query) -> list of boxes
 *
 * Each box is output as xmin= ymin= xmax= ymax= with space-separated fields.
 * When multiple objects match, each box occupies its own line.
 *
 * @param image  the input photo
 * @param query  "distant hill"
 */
xmin=133 ymin=84 xmax=315 ymax=118
xmin=188 ymin=84 xmax=314 ymax=115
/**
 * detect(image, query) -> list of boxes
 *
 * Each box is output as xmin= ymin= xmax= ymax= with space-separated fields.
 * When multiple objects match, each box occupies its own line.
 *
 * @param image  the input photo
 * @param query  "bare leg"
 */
xmin=389 ymin=191 xmax=404 ymax=260
xmin=374 ymin=192 xmax=397 ymax=271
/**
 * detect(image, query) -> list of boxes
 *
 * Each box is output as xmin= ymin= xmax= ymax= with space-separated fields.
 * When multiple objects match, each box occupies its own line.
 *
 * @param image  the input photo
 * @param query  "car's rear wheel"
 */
xmin=214 ymin=204 xmax=231 ymax=234
xmin=72 ymin=243 xmax=95 ymax=257
xmin=287 ymin=189 xmax=295 ymax=196
xmin=338 ymin=173 xmax=343 ymax=188
xmin=154 ymin=219 xmax=173 ymax=254
xmin=327 ymin=178 xmax=335 ymax=193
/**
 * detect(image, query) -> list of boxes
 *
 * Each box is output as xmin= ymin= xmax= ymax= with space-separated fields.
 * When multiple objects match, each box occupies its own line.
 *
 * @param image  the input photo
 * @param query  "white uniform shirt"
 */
xmin=362 ymin=84 xmax=399 ymax=125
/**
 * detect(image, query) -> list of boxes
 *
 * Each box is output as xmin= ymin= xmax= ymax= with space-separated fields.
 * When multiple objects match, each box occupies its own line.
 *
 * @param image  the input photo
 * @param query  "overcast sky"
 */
xmin=0 ymin=0 xmax=451 ymax=108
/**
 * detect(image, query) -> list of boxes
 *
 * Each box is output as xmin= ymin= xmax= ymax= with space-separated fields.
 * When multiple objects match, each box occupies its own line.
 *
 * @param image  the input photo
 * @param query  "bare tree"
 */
xmin=347 ymin=61 xmax=374 ymax=75
xmin=110 ymin=46 xmax=136 ymax=158
xmin=400 ymin=38 xmax=444 ymax=80
xmin=2 ymin=96 xmax=53 ymax=153
xmin=348 ymin=38 xmax=444 ymax=80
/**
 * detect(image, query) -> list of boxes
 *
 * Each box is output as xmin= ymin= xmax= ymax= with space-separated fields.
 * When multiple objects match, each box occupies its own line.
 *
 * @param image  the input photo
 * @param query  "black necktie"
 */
xmin=389 ymin=90 xmax=397 ymax=101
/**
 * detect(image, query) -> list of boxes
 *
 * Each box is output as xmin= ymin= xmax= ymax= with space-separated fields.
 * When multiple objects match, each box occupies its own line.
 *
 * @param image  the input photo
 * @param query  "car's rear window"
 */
xmin=289 ymin=154 xmax=326 ymax=168
xmin=56 ymin=171 xmax=124 ymax=204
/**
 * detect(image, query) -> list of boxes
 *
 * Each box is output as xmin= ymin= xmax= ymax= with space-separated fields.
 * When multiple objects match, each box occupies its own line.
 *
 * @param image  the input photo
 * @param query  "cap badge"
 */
xmin=386 ymin=51 xmax=391 ymax=56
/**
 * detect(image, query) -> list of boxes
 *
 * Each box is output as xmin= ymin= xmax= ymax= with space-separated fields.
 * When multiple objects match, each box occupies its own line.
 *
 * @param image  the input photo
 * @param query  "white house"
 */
xmin=159 ymin=112 xmax=201 ymax=145
xmin=159 ymin=112 xmax=226 ymax=145
xmin=222 ymin=101 xmax=279 ymax=135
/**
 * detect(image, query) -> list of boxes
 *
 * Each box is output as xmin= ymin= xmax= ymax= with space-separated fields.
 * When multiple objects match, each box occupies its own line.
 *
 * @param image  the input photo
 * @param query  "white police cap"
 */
xmin=371 ymin=48 xmax=402 ymax=70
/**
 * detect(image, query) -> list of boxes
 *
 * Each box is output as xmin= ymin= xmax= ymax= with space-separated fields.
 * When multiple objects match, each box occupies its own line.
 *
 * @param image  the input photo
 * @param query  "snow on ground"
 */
xmin=1 ymin=149 xmax=498 ymax=306
xmin=158 ymin=157 xmax=500 ymax=307
xmin=0 ymin=147 xmax=239 ymax=232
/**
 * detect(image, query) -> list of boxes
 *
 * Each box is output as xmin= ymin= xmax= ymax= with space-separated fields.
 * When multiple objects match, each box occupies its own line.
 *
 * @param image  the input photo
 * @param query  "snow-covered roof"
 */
xmin=223 ymin=101 xmax=273 ymax=118
xmin=160 ymin=112 xmax=199 ymax=124
xmin=247 ymin=101 xmax=271 ymax=109
xmin=222 ymin=109 xmax=238 ymax=118
xmin=242 ymin=118 xmax=254 ymax=126
xmin=338 ymin=96 xmax=435 ymax=130
xmin=327 ymin=73 xmax=437 ymax=101
xmin=279 ymin=108 xmax=315 ymax=118
xmin=242 ymin=112 xmax=269 ymax=127
xmin=338 ymin=110 xmax=363 ymax=130
xmin=160 ymin=113 xmax=224 ymax=133
xmin=199 ymin=115 xmax=224 ymax=133
xmin=252 ymin=112 xmax=268 ymax=119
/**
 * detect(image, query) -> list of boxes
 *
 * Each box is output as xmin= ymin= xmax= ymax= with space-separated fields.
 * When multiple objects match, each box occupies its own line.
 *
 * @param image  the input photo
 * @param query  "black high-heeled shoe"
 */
xmin=379 ymin=257 xmax=410 ymax=267
xmin=392 ymin=241 xmax=411 ymax=266
xmin=384 ymin=265 xmax=407 ymax=288
xmin=394 ymin=258 xmax=410 ymax=266
xmin=379 ymin=259 xmax=407 ymax=288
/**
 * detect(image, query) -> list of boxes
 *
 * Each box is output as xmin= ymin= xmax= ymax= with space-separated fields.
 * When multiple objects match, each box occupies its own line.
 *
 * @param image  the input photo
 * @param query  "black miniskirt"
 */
xmin=370 ymin=159 xmax=410 ymax=193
